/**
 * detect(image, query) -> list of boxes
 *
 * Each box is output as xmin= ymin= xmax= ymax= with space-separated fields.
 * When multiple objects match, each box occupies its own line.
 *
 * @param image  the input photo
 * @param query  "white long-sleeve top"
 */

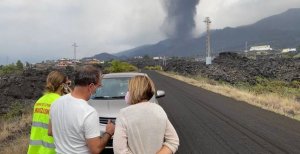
xmin=113 ymin=102 xmax=179 ymax=154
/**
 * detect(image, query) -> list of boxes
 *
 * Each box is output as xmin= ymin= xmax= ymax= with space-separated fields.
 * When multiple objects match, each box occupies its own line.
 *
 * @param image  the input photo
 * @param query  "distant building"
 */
xmin=281 ymin=48 xmax=297 ymax=53
xmin=250 ymin=45 xmax=273 ymax=51
xmin=153 ymin=57 xmax=163 ymax=60
xmin=83 ymin=59 xmax=103 ymax=65
xmin=56 ymin=58 xmax=73 ymax=67
xmin=134 ymin=56 xmax=143 ymax=59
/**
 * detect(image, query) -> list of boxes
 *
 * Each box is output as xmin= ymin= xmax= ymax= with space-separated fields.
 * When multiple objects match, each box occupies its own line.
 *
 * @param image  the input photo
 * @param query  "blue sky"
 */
xmin=0 ymin=0 xmax=299 ymax=65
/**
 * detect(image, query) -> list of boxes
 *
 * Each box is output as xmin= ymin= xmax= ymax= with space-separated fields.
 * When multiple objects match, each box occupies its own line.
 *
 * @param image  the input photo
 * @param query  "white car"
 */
xmin=88 ymin=72 xmax=165 ymax=148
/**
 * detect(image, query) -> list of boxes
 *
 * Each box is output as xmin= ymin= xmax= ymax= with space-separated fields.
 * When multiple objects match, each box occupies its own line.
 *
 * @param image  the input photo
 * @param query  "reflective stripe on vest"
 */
xmin=32 ymin=121 xmax=48 ymax=129
xmin=28 ymin=142 xmax=56 ymax=154
xmin=29 ymin=126 xmax=54 ymax=141
xmin=28 ymin=93 xmax=60 ymax=154
xmin=30 ymin=140 xmax=56 ymax=149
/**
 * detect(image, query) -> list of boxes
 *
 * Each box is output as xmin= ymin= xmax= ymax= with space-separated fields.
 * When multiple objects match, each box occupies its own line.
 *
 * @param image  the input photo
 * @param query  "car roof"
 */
xmin=103 ymin=72 xmax=147 ymax=79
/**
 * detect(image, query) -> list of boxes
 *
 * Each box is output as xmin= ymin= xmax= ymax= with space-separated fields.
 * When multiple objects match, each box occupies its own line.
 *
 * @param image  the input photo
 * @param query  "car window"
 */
xmin=92 ymin=77 xmax=130 ymax=99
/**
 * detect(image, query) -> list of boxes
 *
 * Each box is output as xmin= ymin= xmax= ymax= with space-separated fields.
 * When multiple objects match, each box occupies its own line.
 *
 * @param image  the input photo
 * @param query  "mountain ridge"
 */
xmin=89 ymin=8 xmax=300 ymax=59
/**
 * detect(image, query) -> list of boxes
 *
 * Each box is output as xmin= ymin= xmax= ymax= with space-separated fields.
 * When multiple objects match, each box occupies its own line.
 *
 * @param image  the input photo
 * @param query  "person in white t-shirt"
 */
xmin=48 ymin=65 xmax=115 ymax=154
xmin=113 ymin=75 xmax=179 ymax=154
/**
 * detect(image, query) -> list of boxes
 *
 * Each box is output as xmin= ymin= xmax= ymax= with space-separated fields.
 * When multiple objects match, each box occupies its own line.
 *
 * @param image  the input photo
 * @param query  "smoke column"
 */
xmin=161 ymin=0 xmax=200 ymax=39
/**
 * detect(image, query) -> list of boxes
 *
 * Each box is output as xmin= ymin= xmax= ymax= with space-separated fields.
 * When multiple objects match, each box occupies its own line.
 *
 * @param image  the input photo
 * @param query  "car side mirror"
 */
xmin=156 ymin=90 xmax=165 ymax=98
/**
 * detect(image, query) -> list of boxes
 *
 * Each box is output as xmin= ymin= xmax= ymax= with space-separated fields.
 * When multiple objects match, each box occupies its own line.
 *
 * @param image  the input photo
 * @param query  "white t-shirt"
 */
xmin=50 ymin=94 xmax=100 ymax=154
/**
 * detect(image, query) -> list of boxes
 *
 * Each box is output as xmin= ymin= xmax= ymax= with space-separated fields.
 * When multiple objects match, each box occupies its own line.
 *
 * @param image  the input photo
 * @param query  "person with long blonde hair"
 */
xmin=113 ymin=75 xmax=179 ymax=154
xmin=28 ymin=70 xmax=72 ymax=154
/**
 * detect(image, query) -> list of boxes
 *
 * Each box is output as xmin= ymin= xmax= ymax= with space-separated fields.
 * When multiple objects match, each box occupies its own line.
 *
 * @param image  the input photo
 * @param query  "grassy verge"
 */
xmin=0 ymin=102 xmax=33 ymax=154
xmin=158 ymin=71 xmax=300 ymax=121
xmin=0 ymin=130 xmax=30 ymax=154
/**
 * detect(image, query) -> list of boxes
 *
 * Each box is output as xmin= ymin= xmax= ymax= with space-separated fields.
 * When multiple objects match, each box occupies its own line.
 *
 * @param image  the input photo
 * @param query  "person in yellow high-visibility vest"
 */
xmin=28 ymin=70 xmax=72 ymax=154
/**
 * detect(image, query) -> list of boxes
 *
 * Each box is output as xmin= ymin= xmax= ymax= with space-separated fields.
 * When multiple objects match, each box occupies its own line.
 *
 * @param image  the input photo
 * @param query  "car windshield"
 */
xmin=92 ymin=77 xmax=130 ymax=99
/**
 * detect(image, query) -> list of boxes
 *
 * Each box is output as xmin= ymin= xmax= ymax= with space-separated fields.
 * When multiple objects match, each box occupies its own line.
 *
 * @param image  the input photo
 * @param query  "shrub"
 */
xmin=235 ymin=76 xmax=300 ymax=98
xmin=3 ymin=102 xmax=23 ymax=120
xmin=0 ymin=60 xmax=25 ymax=75
xmin=105 ymin=60 xmax=137 ymax=73
xmin=0 ymin=64 xmax=19 ymax=75
xmin=16 ymin=60 xmax=24 ymax=70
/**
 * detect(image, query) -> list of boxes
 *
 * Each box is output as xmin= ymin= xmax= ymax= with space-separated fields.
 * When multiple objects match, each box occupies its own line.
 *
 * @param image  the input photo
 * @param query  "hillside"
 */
xmin=116 ymin=8 xmax=300 ymax=57
xmin=83 ymin=52 xmax=120 ymax=61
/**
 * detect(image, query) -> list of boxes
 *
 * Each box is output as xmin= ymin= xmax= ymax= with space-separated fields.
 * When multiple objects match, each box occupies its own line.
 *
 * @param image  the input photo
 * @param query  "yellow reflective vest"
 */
xmin=28 ymin=93 xmax=60 ymax=154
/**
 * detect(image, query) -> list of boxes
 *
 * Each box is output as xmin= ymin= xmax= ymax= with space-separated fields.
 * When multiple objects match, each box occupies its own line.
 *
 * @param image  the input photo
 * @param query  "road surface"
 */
xmin=103 ymin=71 xmax=300 ymax=154
xmin=148 ymin=71 xmax=300 ymax=154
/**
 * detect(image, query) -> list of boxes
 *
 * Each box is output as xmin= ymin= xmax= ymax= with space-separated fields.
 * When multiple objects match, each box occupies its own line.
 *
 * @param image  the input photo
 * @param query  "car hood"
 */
xmin=88 ymin=99 xmax=128 ymax=118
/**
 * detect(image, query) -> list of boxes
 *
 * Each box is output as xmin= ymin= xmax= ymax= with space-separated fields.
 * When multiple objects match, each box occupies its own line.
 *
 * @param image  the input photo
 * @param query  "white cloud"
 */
xmin=0 ymin=0 xmax=165 ymax=64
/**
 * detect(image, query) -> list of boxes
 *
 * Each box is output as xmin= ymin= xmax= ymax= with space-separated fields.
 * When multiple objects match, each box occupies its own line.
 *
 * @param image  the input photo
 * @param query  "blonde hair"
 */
xmin=128 ymin=75 xmax=156 ymax=104
xmin=45 ymin=71 xmax=67 ymax=93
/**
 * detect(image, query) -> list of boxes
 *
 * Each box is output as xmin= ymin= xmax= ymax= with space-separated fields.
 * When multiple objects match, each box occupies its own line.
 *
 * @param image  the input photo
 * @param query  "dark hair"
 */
xmin=45 ymin=71 xmax=68 ymax=93
xmin=74 ymin=65 xmax=102 ymax=86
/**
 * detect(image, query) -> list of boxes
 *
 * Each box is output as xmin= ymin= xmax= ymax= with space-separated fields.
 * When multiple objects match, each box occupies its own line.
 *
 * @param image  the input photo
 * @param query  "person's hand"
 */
xmin=105 ymin=120 xmax=115 ymax=136
xmin=156 ymin=146 xmax=173 ymax=154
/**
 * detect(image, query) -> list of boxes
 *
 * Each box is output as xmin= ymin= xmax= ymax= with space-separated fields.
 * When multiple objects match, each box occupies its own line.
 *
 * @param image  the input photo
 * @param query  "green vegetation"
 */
xmin=235 ymin=77 xmax=300 ymax=98
xmin=1 ymin=101 xmax=33 ymax=120
xmin=294 ymin=53 xmax=300 ymax=58
xmin=105 ymin=60 xmax=137 ymax=73
xmin=282 ymin=52 xmax=297 ymax=58
xmin=2 ymin=102 xmax=23 ymax=120
xmin=0 ymin=101 xmax=33 ymax=154
xmin=0 ymin=60 xmax=24 ymax=75
xmin=16 ymin=60 xmax=24 ymax=70
xmin=144 ymin=65 xmax=162 ymax=71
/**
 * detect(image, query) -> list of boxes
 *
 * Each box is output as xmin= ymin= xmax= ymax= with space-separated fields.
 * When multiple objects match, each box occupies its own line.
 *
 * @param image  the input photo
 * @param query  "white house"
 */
xmin=250 ymin=45 xmax=273 ymax=51
xmin=153 ymin=57 xmax=163 ymax=60
xmin=282 ymin=48 xmax=297 ymax=53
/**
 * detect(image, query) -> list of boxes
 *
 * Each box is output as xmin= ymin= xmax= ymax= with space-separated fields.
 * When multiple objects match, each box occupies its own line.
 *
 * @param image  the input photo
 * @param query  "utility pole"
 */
xmin=245 ymin=41 xmax=248 ymax=52
xmin=72 ymin=42 xmax=78 ymax=60
xmin=163 ymin=56 xmax=167 ymax=67
xmin=204 ymin=17 xmax=212 ymax=65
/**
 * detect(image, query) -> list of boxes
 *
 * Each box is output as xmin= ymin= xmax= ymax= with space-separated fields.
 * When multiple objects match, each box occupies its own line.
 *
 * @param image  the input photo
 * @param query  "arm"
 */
xmin=86 ymin=122 xmax=114 ymax=154
xmin=157 ymin=119 xmax=179 ymax=154
xmin=156 ymin=146 xmax=173 ymax=154
xmin=113 ymin=115 xmax=132 ymax=154
xmin=85 ymin=111 xmax=115 ymax=154
xmin=48 ymin=120 xmax=53 ymax=136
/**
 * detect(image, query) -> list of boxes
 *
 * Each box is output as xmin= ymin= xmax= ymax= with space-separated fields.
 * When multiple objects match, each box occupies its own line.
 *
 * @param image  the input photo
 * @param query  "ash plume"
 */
xmin=161 ymin=0 xmax=200 ymax=39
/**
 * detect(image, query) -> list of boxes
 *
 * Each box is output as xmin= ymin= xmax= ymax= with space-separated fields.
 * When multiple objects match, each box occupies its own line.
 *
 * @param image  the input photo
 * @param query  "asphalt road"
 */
xmin=102 ymin=71 xmax=300 ymax=154
xmin=147 ymin=71 xmax=300 ymax=154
